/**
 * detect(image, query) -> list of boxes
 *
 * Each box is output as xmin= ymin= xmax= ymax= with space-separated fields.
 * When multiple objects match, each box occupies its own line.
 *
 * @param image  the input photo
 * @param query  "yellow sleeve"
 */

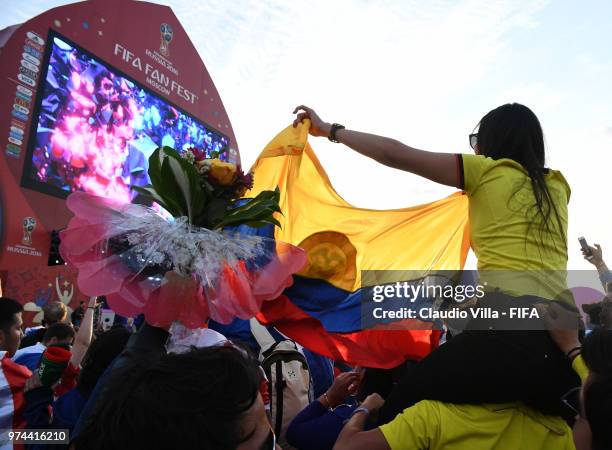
xmin=460 ymin=154 xmax=493 ymax=195
xmin=378 ymin=401 xmax=437 ymax=450
xmin=572 ymin=354 xmax=589 ymax=383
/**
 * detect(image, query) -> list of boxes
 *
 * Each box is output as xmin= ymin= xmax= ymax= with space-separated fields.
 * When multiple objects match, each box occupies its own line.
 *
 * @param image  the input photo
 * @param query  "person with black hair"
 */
xmin=22 ymin=327 xmax=131 ymax=449
xmin=13 ymin=322 xmax=75 ymax=371
xmin=76 ymin=326 xmax=131 ymax=398
xmin=576 ymin=329 xmax=612 ymax=450
xmin=0 ymin=297 xmax=24 ymax=357
xmin=20 ymin=300 xmax=68 ymax=349
xmin=287 ymin=370 xmax=361 ymax=450
xmin=287 ymin=363 xmax=414 ymax=450
xmin=71 ymin=301 xmax=86 ymax=328
xmin=542 ymin=315 xmax=612 ymax=450
xmin=0 ymin=297 xmax=31 ymax=439
xmin=292 ymin=105 xmax=581 ymax=423
xmin=72 ymin=339 xmax=278 ymax=450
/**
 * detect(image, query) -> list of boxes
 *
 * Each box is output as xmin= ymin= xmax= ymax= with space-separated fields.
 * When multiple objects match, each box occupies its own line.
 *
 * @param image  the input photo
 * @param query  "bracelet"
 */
xmin=351 ymin=406 xmax=370 ymax=418
xmin=566 ymin=346 xmax=582 ymax=360
xmin=328 ymin=123 xmax=345 ymax=143
xmin=322 ymin=393 xmax=332 ymax=409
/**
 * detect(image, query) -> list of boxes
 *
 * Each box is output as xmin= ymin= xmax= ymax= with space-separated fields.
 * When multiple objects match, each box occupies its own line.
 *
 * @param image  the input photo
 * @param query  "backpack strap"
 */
xmin=249 ymin=317 xmax=277 ymax=356
xmin=274 ymin=362 xmax=284 ymax=436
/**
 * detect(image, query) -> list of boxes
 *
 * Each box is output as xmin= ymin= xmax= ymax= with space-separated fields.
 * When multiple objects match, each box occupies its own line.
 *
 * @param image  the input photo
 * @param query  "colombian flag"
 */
xmin=247 ymin=121 xmax=470 ymax=368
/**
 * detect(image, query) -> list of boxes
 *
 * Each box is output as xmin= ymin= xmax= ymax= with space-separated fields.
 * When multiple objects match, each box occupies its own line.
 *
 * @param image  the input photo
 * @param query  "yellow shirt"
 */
xmin=461 ymin=154 xmax=571 ymax=300
xmin=379 ymin=400 xmax=575 ymax=450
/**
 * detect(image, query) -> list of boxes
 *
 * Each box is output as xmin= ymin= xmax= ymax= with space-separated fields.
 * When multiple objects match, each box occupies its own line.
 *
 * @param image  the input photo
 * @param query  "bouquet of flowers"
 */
xmin=60 ymin=147 xmax=306 ymax=328
xmin=132 ymin=146 xmax=280 ymax=230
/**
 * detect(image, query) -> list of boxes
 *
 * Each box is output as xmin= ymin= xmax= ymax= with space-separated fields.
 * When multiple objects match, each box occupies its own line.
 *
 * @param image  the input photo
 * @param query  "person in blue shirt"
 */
xmin=22 ymin=327 xmax=131 ymax=449
xmin=287 ymin=363 xmax=413 ymax=450
xmin=13 ymin=322 xmax=74 ymax=371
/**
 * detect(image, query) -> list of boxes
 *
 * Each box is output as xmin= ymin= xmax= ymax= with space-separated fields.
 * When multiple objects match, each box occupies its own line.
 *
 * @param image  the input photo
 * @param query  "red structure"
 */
xmin=0 ymin=0 xmax=239 ymax=324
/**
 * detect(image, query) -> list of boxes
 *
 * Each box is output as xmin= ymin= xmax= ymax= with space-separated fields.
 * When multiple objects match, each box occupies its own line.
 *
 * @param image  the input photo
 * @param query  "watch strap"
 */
xmin=328 ymin=123 xmax=345 ymax=143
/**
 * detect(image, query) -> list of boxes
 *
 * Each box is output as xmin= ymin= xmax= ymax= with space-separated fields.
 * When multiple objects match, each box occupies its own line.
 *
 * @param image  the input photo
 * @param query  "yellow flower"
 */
xmin=208 ymin=159 xmax=237 ymax=185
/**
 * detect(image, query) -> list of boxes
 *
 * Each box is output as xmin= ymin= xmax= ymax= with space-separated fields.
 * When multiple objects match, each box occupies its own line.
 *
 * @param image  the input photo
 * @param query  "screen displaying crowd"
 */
xmin=25 ymin=34 xmax=229 ymax=202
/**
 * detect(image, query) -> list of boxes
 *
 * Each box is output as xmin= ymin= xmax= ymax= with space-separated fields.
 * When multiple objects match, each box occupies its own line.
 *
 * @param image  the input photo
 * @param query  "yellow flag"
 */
xmin=248 ymin=121 xmax=470 ymax=292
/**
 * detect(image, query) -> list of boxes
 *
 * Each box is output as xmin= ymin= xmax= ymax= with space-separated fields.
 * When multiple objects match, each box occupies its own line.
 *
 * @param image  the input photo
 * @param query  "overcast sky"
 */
xmin=2 ymin=0 xmax=610 ymax=269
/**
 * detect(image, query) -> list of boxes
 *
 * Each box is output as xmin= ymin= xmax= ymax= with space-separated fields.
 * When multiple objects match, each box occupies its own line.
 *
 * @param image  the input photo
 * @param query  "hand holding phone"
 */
xmin=579 ymin=236 xmax=592 ymax=258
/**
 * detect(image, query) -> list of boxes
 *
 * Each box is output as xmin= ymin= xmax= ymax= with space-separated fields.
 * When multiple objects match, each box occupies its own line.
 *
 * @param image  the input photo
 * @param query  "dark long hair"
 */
xmin=476 ymin=103 xmax=565 ymax=245
xmin=77 ymin=327 xmax=131 ymax=397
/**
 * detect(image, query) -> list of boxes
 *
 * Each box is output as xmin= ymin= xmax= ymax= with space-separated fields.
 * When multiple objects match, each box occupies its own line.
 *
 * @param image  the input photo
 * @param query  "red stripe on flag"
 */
xmin=2 ymin=355 xmax=32 ymax=444
xmin=258 ymin=295 xmax=440 ymax=369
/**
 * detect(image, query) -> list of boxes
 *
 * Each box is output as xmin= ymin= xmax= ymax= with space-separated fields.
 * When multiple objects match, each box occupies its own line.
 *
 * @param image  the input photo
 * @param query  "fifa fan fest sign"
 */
xmin=0 ymin=0 xmax=239 ymax=325
xmin=0 ymin=0 xmax=240 ymax=274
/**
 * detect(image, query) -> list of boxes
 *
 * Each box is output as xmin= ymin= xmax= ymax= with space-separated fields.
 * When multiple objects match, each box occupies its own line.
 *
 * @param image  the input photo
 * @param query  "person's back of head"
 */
xmin=356 ymin=361 xmax=412 ymax=402
xmin=0 ymin=297 xmax=23 ymax=356
xmin=598 ymin=302 xmax=612 ymax=329
xmin=42 ymin=322 xmax=75 ymax=347
xmin=77 ymin=327 xmax=131 ymax=397
xmin=580 ymin=329 xmax=612 ymax=450
xmin=476 ymin=103 xmax=564 ymax=240
xmin=477 ymin=103 xmax=545 ymax=170
xmin=42 ymin=301 xmax=67 ymax=326
xmin=74 ymin=345 xmax=266 ymax=450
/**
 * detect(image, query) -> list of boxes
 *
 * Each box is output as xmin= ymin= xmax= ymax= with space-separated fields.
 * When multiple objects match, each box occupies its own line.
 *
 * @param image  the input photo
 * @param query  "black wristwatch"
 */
xmin=328 ymin=123 xmax=345 ymax=143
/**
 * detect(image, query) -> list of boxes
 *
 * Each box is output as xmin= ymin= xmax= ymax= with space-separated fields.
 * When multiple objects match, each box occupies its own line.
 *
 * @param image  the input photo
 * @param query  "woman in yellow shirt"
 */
xmin=293 ymin=103 xmax=581 ymax=423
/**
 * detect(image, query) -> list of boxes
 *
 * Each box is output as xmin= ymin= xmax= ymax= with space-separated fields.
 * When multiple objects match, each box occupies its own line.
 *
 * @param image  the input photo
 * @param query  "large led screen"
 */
xmin=22 ymin=31 xmax=230 ymax=202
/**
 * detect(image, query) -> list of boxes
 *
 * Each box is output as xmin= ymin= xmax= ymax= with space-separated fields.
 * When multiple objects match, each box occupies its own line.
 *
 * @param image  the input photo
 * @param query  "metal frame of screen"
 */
xmin=20 ymin=28 xmax=230 ymax=200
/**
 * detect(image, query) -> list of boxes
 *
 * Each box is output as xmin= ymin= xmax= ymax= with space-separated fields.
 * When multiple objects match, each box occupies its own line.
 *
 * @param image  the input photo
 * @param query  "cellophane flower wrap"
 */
xmin=60 ymin=146 xmax=306 ymax=328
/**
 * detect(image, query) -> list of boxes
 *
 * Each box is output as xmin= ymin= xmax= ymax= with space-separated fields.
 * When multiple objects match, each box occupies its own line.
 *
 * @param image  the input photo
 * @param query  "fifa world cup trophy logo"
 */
xmin=160 ymin=23 xmax=173 ymax=57
xmin=22 ymin=217 xmax=36 ymax=246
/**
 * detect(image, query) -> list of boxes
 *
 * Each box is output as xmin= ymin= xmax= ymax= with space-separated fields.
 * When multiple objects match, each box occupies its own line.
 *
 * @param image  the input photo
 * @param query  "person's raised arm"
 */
xmin=333 ymin=394 xmax=390 ymax=450
xmin=583 ymin=244 xmax=612 ymax=291
xmin=70 ymin=296 xmax=97 ymax=367
xmin=293 ymin=105 xmax=460 ymax=188
xmin=536 ymin=302 xmax=588 ymax=382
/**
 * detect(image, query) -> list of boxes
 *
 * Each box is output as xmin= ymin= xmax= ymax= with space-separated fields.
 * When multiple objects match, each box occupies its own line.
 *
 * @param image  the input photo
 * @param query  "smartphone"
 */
xmin=578 ymin=236 xmax=592 ymax=257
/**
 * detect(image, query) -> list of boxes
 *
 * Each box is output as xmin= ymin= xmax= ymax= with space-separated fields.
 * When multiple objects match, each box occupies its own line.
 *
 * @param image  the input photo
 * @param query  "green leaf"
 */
xmin=145 ymin=146 xmax=207 ymax=221
xmin=162 ymin=147 xmax=206 ymax=222
xmin=167 ymin=156 xmax=194 ymax=220
xmin=160 ymin=157 xmax=188 ymax=216
xmin=214 ymin=189 xmax=282 ymax=229
xmin=199 ymin=197 xmax=230 ymax=229
xmin=131 ymin=185 xmax=170 ymax=212
xmin=145 ymin=148 xmax=182 ymax=216
xmin=148 ymin=147 xmax=168 ymax=192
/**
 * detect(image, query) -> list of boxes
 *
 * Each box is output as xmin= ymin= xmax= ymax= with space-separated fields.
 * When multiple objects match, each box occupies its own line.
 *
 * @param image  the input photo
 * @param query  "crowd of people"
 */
xmin=0 ymin=102 xmax=611 ymax=449
xmin=0 ymin=278 xmax=611 ymax=449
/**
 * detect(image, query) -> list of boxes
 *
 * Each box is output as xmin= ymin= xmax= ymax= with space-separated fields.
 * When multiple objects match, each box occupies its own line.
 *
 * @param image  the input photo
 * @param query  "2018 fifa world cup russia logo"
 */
xmin=160 ymin=23 xmax=173 ymax=57
xmin=22 ymin=217 xmax=36 ymax=246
